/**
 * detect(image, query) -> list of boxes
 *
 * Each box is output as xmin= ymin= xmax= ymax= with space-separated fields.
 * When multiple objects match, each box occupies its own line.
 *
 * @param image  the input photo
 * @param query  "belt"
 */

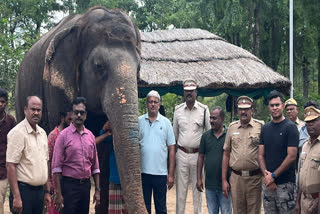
xmin=178 ymin=145 xmax=199 ymax=154
xmin=303 ymin=192 xmax=319 ymax=199
xmin=62 ymin=176 xmax=90 ymax=184
xmin=232 ymin=168 xmax=261 ymax=177
xmin=18 ymin=181 xmax=43 ymax=190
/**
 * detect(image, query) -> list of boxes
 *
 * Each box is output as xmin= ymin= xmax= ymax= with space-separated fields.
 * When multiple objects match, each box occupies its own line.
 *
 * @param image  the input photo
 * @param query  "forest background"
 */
xmin=1 ymin=0 xmax=320 ymax=123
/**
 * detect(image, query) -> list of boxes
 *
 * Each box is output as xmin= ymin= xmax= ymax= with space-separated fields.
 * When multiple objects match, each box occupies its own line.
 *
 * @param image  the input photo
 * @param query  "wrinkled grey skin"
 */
xmin=16 ymin=7 xmax=147 ymax=214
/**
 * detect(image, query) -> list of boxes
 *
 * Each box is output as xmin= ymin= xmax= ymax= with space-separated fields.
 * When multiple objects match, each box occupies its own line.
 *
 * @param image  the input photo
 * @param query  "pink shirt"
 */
xmin=52 ymin=123 xmax=100 ymax=179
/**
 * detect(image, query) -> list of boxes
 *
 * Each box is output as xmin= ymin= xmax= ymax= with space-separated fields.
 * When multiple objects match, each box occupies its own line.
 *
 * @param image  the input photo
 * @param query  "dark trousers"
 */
xmin=61 ymin=176 xmax=91 ymax=214
xmin=141 ymin=173 xmax=167 ymax=214
xmin=9 ymin=181 xmax=44 ymax=214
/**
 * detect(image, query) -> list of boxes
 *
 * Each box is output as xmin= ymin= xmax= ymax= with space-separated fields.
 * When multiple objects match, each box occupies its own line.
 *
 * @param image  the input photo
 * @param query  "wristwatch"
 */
xmin=271 ymin=172 xmax=276 ymax=179
xmin=95 ymin=187 xmax=101 ymax=192
xmin=44 ymin=190 xmax=51 ymax=194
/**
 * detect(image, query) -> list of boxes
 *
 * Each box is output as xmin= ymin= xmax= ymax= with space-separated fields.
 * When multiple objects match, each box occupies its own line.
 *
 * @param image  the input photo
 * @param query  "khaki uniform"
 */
xmin=295 ymin=118 xmax=305 ymax=131
xmin=223 ymin=118 xmax=264 ymax=214
xmin=173 ymin=101 xmax=210 ymax=214
xmin=299 ymin=136 xmax=320 ymax=214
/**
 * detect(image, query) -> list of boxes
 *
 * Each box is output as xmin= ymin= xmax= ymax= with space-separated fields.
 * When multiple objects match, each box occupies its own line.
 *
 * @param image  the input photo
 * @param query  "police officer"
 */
xmin=295 ymin=106 xmax=320 ymax=214
xmin=222 ymin=96 xmax=264 ymax=214
xmin=173 ymin=79 xmax=210 ymax=214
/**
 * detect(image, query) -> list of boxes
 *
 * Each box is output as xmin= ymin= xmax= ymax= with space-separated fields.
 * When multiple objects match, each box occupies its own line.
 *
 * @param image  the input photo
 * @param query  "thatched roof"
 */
xmin=138 ymin=28 xmax=290 ymax=98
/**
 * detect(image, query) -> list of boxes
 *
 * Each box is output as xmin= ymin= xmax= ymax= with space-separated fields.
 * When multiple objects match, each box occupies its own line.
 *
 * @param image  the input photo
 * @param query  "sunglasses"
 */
xmin=73 ymin=110 xmax=86 ymax=115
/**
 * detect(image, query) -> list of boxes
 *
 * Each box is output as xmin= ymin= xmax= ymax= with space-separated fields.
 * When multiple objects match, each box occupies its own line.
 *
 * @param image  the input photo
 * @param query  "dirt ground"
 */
xmin=4 ymin=185 xmax=265 ymax=213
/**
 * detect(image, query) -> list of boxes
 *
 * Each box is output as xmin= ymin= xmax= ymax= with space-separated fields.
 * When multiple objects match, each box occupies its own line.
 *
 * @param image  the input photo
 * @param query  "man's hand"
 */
xmin=222 ymin=180 xmax=230 ymax=199
xmin=267 ymin=182 xmax=277 ymax=191
xmin=12 ymin=196 xmax=22 ymax=214
xmin=54 ymin=192 xmax=64 ymax=212
xmin=196 ymin=179 xmax=203 ymax=192
xmin=167 ymin=175 xmax=174 ymax=190
xmin=294 ymin=202 xmax=301 ymax=214
xmin=264 ymin=170 xmax=275 ymax=186
xmin=44 ymin=193 xmax=51 ymax=213
xmin=93 ymin=190 xmax=100 ymax=205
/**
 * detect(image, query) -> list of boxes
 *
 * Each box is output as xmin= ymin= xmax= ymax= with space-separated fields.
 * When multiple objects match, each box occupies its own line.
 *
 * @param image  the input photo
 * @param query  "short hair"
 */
xmin=72 ymin=97 xmax=87 ymax=106
xmin=59 ymin=106 xmax=72 ymax=118
xmin=267 ymin=90 xmax=284 ymax=103
xmin=211 ymin=106 xmax=225 ymax=120
xmin=304 ymin=100 xmax=320 ymax=109
xmin=146 ymin=90 xmax=160 ymax=101
xmin=25 ymin=95 xmax=42 ymax=107
xmin=0 ymin=88 xmax=8 ymax=101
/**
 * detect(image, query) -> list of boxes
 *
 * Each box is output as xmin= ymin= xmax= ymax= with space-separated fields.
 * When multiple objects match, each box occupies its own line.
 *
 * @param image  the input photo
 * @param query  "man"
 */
xmin=294 ymin=106 xmax=320 ymax=214
xmin=196 ymin=106 xmax=232 ymax=214
xmin=0 ymin=88 xmax=16 ymax=214
xmin=95 ymin=121 xmax=128 ymax=214
xmin=222 ymin=96 xmax=264 ymax=214
xmin=285 ymin=98 xmax=305 ymax=131
xmin=173 ymin=79 xmax=210 ymax=214
xmin=7 ymin=96 xmax=51 ymax=214
xmin=259 ymin=90 xmax=299 ymax=213
xmin=52 ymin=97 xmax=100 ymax=214
xmin=47 ymin=110 xmax=72 ymax=214
xmin=139 ymin=90 xmax=175 ymax=214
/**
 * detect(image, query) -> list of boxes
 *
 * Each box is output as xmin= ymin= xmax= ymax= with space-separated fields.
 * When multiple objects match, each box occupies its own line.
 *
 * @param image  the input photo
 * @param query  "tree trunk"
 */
xmin=303 ymin=57 xmax=309 ymax=98
xmin=254 ymin=0 xmax=260 ymax=56
xmin=318 ymin=35 xmax=320 ymax=95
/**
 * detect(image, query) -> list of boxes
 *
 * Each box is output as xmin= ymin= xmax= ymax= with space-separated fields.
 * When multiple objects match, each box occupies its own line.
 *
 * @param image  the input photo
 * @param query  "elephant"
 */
xmin=15 ymin=6 xmax=147 ymax=214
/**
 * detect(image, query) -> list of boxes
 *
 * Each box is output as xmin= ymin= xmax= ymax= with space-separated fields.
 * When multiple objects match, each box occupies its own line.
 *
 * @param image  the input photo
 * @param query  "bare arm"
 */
xmin=7 ymin=162 xmax=22 ymax=213
xmin=93 ymin=173 xmax=100 ymax=205
xmin=95 ymin=131 xmax=111 ymax=145
xmin=196 ymin=153 xmax=204 ymax=192
xmin=53 ymin=172 xmax=63 ymax=211
xmin=258 ymin=145 xmax=267 ymax=176
xmin=221 ymin=150 xmax=231 ymax=198
xmin=167 ymin=145 xmax=175 ymax=190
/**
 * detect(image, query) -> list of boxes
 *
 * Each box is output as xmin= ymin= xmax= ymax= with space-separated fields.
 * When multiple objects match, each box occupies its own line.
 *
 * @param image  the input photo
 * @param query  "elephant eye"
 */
xmin=94 ymin=62 xmax=105 ymax=73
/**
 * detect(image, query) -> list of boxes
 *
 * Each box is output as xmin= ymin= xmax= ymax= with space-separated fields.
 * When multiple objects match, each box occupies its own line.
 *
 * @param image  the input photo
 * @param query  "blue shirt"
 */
xmin=99 ymin=130 xmax=120 ymax=184
xmin=139 ymin=113 xmax=175 ymax=175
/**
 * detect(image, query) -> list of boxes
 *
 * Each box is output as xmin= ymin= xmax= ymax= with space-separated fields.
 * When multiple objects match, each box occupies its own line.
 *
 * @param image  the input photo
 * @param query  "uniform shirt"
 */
xmin=139 ymin=113 xmax=175 ymax=175
xmin=223 ymin=118 xmax=264 ymax=171
xmin=295 ymin=118 xmax=305 ymax=132
xmin=299 ymin=136 xmax=320 ymax=194
xmin=173 ymin=101 xmax=210 ymax=148
xmin=0 ymin=113 xmax=16 ymax=179
xmin=7 ymin=118 xmax=48 ymax=186
xmin=52 ymin=123 xmax=100 ymax=179
xmin=199 ymin=127 xmax=229 ymax=191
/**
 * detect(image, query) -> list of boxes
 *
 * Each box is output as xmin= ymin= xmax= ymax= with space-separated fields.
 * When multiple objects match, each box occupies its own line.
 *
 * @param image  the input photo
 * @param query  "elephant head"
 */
xmin=17 ymin=6 xmax=147 ymax=214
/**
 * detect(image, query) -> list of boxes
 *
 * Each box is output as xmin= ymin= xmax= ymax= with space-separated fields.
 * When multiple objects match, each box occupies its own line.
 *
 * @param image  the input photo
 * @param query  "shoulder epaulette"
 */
xmin=197 ymin=102 xmax=208 ymax=109
xmin=229 ymin=120 xmax=239 ymax=127
xmin=175 ymin=103 xmax=185 ymax=110
xmin=253 ymin=118 xmax=265 ymax=126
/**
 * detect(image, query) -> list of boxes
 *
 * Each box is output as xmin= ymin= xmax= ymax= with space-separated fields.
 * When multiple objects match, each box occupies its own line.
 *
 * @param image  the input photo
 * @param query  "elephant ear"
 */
xmin=43 ymin=25 xmax=80 ymax=131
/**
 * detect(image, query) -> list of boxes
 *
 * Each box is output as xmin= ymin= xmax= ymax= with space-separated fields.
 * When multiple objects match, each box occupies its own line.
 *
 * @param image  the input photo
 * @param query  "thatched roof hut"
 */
xmin=138 ymin=28 xmax=290 ymax=98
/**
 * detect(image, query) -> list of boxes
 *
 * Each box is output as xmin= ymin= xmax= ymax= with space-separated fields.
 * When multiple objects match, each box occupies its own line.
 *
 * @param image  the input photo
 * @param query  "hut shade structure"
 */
xmin=138 ymin=28 xmax=290 ymax=98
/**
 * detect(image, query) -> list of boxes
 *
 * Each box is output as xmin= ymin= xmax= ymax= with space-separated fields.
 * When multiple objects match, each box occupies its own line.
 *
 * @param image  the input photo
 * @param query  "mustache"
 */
xmin=210 ymin=122 xmax=214 ymax=125
xmin=241 ymin=113 xmax=247 ymax=117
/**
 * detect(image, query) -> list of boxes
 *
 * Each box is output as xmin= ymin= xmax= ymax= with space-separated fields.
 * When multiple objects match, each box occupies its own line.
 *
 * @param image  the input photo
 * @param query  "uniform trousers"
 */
xmin=61 ymin=176 xmax=91 ymax=214
xmin=0 ymin=178 xmax=7 ymax=214
xmin=176 ymin=149 xmax=202 ymax=214
xmin=9 ymin=181 xmax=44 ymax=214
xmin=229 ymin=171 xmax=262 ymax=214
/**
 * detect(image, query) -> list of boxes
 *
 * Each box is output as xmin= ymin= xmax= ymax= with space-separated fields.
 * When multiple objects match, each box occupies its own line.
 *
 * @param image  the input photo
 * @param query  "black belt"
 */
xmin=232 ymin=168 xmax=261 ymax=177
xmin=62 ymin=176 xmax=90 ymax=184
xmin=18 ymin=181 xmax=43 ymax=190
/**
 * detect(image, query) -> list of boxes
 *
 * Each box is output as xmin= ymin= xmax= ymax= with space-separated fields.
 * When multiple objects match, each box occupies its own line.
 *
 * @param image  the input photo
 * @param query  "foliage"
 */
xmin=1 ymin=0 xmax=320 ymax=121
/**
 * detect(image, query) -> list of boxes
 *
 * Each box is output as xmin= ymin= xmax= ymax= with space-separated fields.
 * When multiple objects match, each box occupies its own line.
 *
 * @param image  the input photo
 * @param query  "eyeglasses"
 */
xmin=73 ymin=110 xmax=86 ymax=115
xmin=147 ymin=100 xmax=159 ymax=104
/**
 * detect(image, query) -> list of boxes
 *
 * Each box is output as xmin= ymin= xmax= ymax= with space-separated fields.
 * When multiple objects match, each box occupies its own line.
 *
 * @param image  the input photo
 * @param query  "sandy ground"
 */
xmin=4 ymin=185 xmax=265 ymax=213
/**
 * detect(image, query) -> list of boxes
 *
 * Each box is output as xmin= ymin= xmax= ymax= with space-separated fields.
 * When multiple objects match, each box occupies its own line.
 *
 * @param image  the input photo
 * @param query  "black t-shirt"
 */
xmin=260 ymin=118 xmax=299 ymax=184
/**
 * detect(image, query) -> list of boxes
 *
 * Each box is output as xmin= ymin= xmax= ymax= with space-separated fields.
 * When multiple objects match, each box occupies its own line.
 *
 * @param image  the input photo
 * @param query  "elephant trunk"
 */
xmin=101 ymin=62 xmax=147 ymax=214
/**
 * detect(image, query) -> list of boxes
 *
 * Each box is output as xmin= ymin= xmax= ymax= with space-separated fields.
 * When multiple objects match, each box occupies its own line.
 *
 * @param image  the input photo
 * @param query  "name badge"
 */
xmin=233 ymin=132 xmax=240 ymax=135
